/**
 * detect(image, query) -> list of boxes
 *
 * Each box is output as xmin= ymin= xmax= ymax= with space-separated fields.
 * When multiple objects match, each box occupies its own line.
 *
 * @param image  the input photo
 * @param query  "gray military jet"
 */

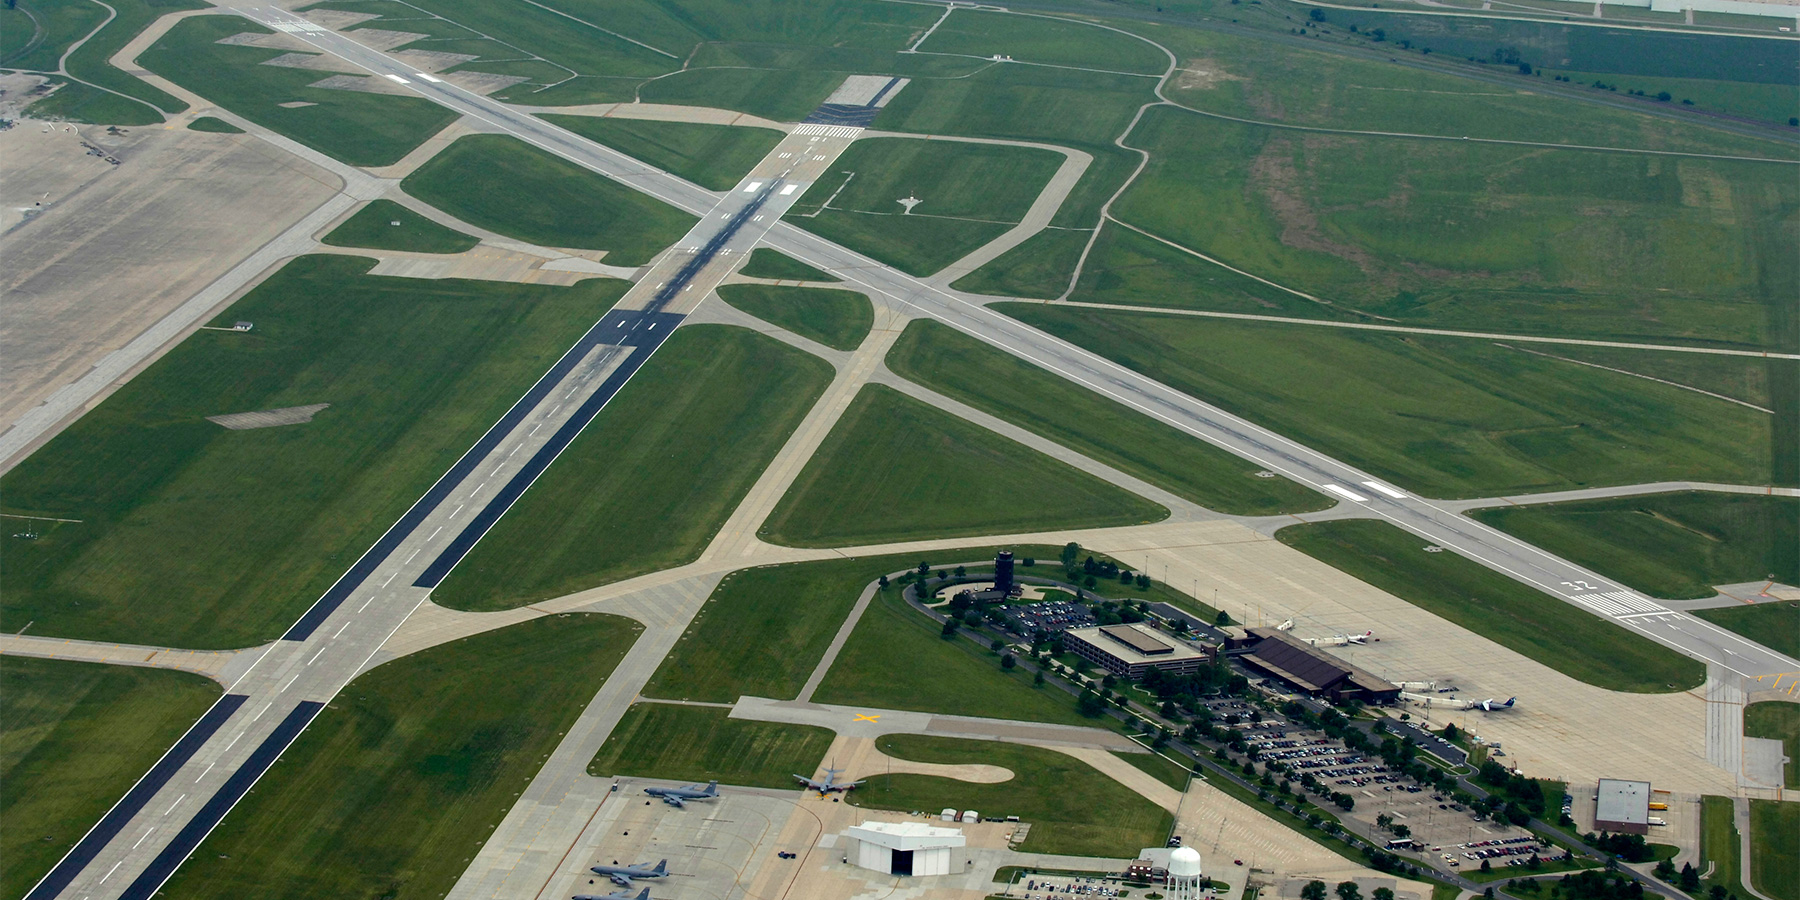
xmin=793 ymin=765 xmax=863 ymax=795
xmin=573 ymin=888 xmax=651 ymax=900
xmin=589 ymin=859 xmax=668 ymax=887
xmin=644 ymin=780 xmax=719 ymax=808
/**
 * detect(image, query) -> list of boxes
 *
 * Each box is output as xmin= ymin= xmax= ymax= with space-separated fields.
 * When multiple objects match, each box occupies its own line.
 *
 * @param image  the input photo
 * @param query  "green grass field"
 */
xmin=403 ymin=134 xmax=694 ymax=265
xmin=886 ymin=319 xmax=1327 ymax=515
xmin=814 ymin=573 xmax=1095 ymax=726
xmin=158 ymin=613 xmax=638 ymax=900
xmin=187 ymin=115 xmax=243 ymax=133
xmin=63 ymin=0 xmax=206 ymax=116
xmin=587 ymin=704 xmax=834 ymax=788
xmin=951 ymin=228 xmax=1093 ymax=299
xmin=322 ymin=199 xmax=479 ymax=255
xmin=918 ymin=8 xmax=1168 ymax=76
xmin=1745 ymin=702 xmax=1800 ymax=790
xmin=1696 ymin=601 xmax=1800 ymax=659
xmin=1277 ymin=519 xmax=1705 ymax=692
xmin=759 ymin=384 xmax=1167 ymax=548
xmin=539 ymin=115 xmax=782 ymax=191
xmin=785 ymin=137 xmax=1065 ymax=276
xmin=717 ymin=283 xmax=872 ymax=351
xmin=0 ymin=255 xmax=624 ymax=648
xmin=139 ymin=16 xmax=459 ymax=166
xmin=24 ymin=78 xmax=167 ymax=125
xmin=431 ymin=325 xmax=832 ymax=611
xmin=1 ymin=658 xmax=219 ymax=899
xmin=1750 ymin=800 xmax=1798 ymax=900
xmin=0 ymin=0 xmax=107 ymax=71
xmin=1000 ymin=304 xmax=1778 ymax=498
xmin=854 ymin=735 xmax=1172 ymax=857
xmin=1113 ymin=750 xmax=1192 ymax=790
xmin=1702 ymin=795 xmax=1744 ymax=898
xmin=1472 ymin=493 xmax=1798 ymax=601
xmin=739 ymin=248 xmax=838 ymax=282
xmin=1103 ymin=106 xmax=1796 ymax=349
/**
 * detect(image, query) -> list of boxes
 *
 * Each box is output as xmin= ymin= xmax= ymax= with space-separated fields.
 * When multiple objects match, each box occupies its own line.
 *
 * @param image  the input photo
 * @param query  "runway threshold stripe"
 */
xmin=1322 ymin=484 xmax=1370 ymax=502
xmin=118 ymin=702 xmax=323 ymax=900
xmin=24 ymin=695 xmax=247 ymax=900
xmin=280 ymin=312 xmax=637 ymax=641
xmin=413 ymin=314 xmax=683 ymax=588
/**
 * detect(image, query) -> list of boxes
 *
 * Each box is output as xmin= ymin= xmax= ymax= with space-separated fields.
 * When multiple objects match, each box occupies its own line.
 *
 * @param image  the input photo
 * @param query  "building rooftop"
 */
xmin=1102 ymin=624 xmax=1173 ymax=655
xmin=1595 ymin=779 xmax=1651 ymax=826
xmin=1240 ymin=628 xmax=1397 ymax=696
xmin=1067 ymin=623 xmax=1208 ymax=663
xmin=847 ymin=820 xmax=966 ymax=850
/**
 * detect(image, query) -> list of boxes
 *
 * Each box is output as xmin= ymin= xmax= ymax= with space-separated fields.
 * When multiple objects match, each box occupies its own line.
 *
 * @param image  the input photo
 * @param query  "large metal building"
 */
xmin=842 ymin=821 xmax=966 ymax=877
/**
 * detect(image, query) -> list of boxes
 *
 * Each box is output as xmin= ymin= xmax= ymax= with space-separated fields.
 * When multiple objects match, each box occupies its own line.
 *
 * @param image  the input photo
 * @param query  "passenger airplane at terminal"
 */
xmin=643 ymin=780 xmax=719 ymax=807
xmin=1401 ymin=691 xmax=1517 ymax=712
xmin=589 ymin=859 xmax=669 ymax=887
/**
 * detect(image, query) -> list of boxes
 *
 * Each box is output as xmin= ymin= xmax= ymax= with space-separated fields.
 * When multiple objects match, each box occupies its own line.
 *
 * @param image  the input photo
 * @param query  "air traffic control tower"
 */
xmin=995 ymin=550 xmax=1016 ymax=596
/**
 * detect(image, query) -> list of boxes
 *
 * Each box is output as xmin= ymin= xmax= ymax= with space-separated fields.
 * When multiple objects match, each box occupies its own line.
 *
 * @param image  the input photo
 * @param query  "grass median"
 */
xmin=1 ymin=255 xmax=625 ymax=648
xmin=1750 ymin=800 xmax=1798 ymax=900
xmin=759 ymin=384 xmax=1167 ymax=548
xmin=717 ymin=283 xmax=872 ymax=351
xmin=1746 ymin=703 xmax=1800 ymax=790
xmin=1277 ymin=519 xmax=1705 ymax=692
xmin=159 ymin=613 xmax=639 ymax=900
xmin=539 ymin=115 xmax=783 ymax=191
xmin=322 ymin=199 xmax=479 ymax=255
xmin=431 ymin=325 xmax=833 ymax=611
xmin=587 ymin=704 xmax=833 ymax=789
xmin=1 ymin=658 xmax=219 ymax=899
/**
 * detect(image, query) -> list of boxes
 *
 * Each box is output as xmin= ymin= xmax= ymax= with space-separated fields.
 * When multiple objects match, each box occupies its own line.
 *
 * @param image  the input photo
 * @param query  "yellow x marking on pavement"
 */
xmin=853 ymin=713 xmax=881 ymax=723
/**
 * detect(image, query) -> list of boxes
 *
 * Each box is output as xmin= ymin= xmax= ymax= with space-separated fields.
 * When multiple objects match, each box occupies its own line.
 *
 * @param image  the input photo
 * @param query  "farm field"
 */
xmin=139 ymin=16 xmax=458 ymax=166
xmin=322 ymin=199 xmax=478 ymax=254
xmin=403 ymin=134 xmax=695 ymax=266
xmin=785 ymin=137 xmax=1065 ymax=276
xmin=758 ymin=384 xmax=1168 ymax=548
xmin=853 ymin=734 xmax=1173 ymax=857
xmin=587 ymin=704 xmax=833 ymax=789
xmin=717 ymin=283 xmax=873 ymax=351
xmin=156 ymin=614 xmax=639 ymax=900
xmin=1277 ymin=519 xmax=1706 ymax=692
xmin=431 ymin=326 xmax=833 ymax=611
xmin=0 ymin=256 xmax=624 ymax=648
xmin=1000 ymin=304 xmax=1777 ymax=498
xmin=0 ymin=659 xmax=219 ymax=899
xmin=885 ymin=319 xmax=1327 ymax=515
xmin=1471 ymin=493 xmax=1798 ymax=600
xmin=538 ymin=115 xmax=784 ymax=191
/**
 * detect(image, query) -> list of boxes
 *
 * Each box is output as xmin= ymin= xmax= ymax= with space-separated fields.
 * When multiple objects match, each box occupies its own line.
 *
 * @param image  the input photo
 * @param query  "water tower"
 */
xmin=1166 ymin=846 xmax=1204 ymax=900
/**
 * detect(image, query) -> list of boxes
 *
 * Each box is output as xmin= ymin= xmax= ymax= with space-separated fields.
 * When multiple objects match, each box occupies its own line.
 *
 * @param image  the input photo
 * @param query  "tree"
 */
xmin=940 ymin=619 xmax=958 ymax=638
xmin=1483 ymin=890 xmax=1495 ymax=900
xmin=1376 ymin=813 xmax=1394 ymax=831
xmin=1061 ymin=542 xmax=1081 ymax=570
xmin=1481 ymin=859 xmax=1492 ymax=873
xmin=1680 ymin=865 xmax=1701 ymax=892
xmin=1391 ymin=824 xmax=1410 ymax=838
xmin=1302 ymin=881 xmax=1329 ymax=900
xmin=1309 ymin=7 xmax=1326 ymax=20
xmin=991 ymin=638 xmax=1006 ymax=652
xmin=1373 ymin=889 xmax=1394 ymax=900
xmin=1033 ymin=669 xmax=1045 ymax=686
xmin=954 ymin=565 xmax=967 ymax=577
xmin=1657 ymin=91 xmax=1672 ymax=101
xmin=1518 ymin=62 xmax=1533 ymax=75
xmin=1215 ymin=609 xmax=1231 ymax=625
xmin=878 ymin=574 xmax=889 ymax=588
xmin=1336 ymin=881 xmax=1362 ymax=900
xmin=1136 ymin=573 xmax=1151 ymax=589
xmin=1001 ymin=653 xmax=1017 ymax=669
xmin=918 ymin=561 xmax=930 ymax=575
xmin=1443 ymin=722 xmax=1460 ymax=741
xmin=1077 ymin=690 xmax=1108 ymax=717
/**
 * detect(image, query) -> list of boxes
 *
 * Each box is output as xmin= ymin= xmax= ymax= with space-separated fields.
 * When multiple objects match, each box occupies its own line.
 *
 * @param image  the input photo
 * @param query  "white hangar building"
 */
xmin=842 ymin=821 xmax=967 ymax=877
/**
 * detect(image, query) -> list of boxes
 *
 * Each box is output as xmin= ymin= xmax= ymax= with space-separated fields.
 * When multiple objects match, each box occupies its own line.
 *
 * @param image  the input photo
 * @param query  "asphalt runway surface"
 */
xmin=31 ymin=6 xmax=1798 ymax=898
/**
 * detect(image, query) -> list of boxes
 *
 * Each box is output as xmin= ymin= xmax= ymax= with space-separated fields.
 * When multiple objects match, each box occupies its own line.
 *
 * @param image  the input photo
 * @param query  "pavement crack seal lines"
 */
xmin=24 ymin=75 xmax=887 ymax=900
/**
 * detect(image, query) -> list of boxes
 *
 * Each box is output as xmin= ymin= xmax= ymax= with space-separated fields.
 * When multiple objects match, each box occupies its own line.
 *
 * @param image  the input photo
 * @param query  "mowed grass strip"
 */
xmin=587 ymin=704 xmax=833 ymax=789
xmin=855 ymin=735 xmax=1172 ymax=857
xmin=1 ymin=659 xmax=219 ymax=899
xmin=1702 ymin=796 xmax=1744 ymax=897
xmin=1746 ymin=703 xmax=1800 ymax=790
xmin=1276 ymin=519 xmax=1704 ymax=692
xmin=952 ymin=228 xmax=1092 ymax=299
xmin=786 ymin=137 xmax=1064 ymax=276
xmin=187 ymin=115 xmax=243 ymax=133
xmin=140 ymin=16 xmax=458 ymax=166
xmin=323 ymin=199 xmax=479 ymax=255
xmin=739 ymin=247 xmax=839 ymax=282
xmin=1113 ymin=750 xmax=1192 ymax=791
xmin=814 ymin=574 xmax=1094 ymax=726
xmin=158 ymin=613 xmax=638 ymax=900
xmin=759 ymin=384 xmax=1167 ymax=548
xmin=886 ymin=319 xmax=1327 ymax=515
xmin=1471 ymin=493 xmax=1798 ymax=601
xmin=644 ymin=544 xmax=1069 ymax=703
xmin=1698 ymin=601 xmax=1800 ymax=661
xmin=1750 ymin=800 xmax=1798 ymax=900
xmin=1000 ymin=304 xmax=1775 ymax=498
xmin=403 ymin=134 xmax=696 ymax=266
xmin=539 ymin=115 xmax=783 ymax=191
xmin=431 ymin=326 xmax=833 ymax=611
xmin=717 ymin=283 xmax=872 ymax=351
xmin=64 ymin=0 xmax=206 ymax=115
xmin=0 ymin=255 xmax=623 ymax=648
xmin=919 ymin=8 xmax=1168 ymax=75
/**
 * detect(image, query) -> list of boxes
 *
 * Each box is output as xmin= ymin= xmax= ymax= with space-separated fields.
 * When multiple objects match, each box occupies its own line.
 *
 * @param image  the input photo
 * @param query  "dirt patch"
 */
xmin=260 ymin=51 xmax=365 ymax=74
xmin=1175 ymin=58 xmax=1244 ymax=91
xmin=1247 ymin=136 xmax=1386 ymax=283
xmin=307 ymin=74 xmax=412 ymax=96
xmin=341 ymin=28 xmax=429 ymax=52
xmin=208 ymin=403 xmax=330 ymax=430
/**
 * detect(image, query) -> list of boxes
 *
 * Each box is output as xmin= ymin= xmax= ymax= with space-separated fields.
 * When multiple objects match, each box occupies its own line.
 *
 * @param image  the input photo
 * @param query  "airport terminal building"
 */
xmin=1229 ymin=627 xmax=1400 ymax=703
xmin=1064 ymin=623 xmax=1213 ymax=679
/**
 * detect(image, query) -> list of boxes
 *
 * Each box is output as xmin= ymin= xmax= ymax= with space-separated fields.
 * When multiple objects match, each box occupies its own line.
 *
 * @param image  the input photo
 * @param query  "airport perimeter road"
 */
xmin=26 ymin=83 xmax=870 ymax=900
xmin=234 ymin=3 xmax=1800 ymax=681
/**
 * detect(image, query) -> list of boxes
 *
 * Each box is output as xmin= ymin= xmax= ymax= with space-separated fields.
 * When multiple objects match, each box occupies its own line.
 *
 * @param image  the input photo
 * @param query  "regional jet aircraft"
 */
xmin=1402 ymin=692 xmax=1516 ymax=712
xmin=590 ymin=859 xmax=669 ymax=887
xmin=573 ymin=888 xmax=651 ymax=900
xmin=644 ymin=780 xmax=719 ymax=807
xmin=794 ymin=765 xmax=863 ymax=794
